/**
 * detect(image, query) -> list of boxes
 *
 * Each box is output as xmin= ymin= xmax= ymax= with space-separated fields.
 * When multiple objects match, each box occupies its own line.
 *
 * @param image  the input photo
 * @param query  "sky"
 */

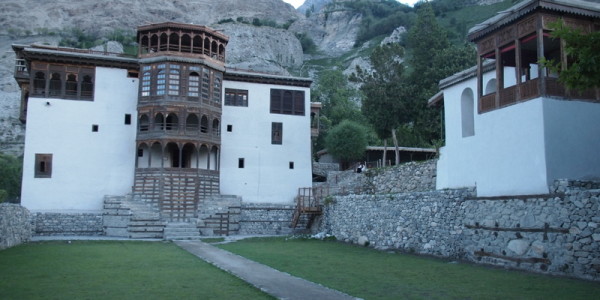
xmin=283 ymin=0 xmax=420 ymax=9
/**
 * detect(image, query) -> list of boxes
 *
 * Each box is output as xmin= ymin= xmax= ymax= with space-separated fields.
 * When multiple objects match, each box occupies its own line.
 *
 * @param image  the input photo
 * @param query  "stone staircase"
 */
xmin=103 ymin=195 xmax=165 ymax=239
xmin=163 ymin=222 xmax=201 ymax=240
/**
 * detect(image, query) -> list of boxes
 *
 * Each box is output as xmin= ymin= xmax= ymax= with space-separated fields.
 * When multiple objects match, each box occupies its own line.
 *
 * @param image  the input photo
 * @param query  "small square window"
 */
xmin=227 ymin=125 xmax=233 ymax=132
xmin=137 ymin=149 xmax=144 ymax=157
xmin=92 ymin=124 xmax=99 ymax=132
xmin=238 ymin=158 xmax=245 ymax=168
xmin=289 ymin=162 xmax=294 ymax=169
xmin=125 ymin=114 xmax=132 ymax=125
xmin=35 ymin=153 xmax=52 ymax=178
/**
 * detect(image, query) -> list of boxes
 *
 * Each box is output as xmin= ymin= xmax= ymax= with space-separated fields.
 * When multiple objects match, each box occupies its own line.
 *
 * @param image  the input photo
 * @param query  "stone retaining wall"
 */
xmin=367 ymin=160 xmax=436 ymax=194
xmin=239 ymin=203 xmax=296 ymax=235
xmin=31 ymin=212 xmax=103 ymax=236
xmin=319 ymin=180 xmax=600 ymax=281
xmin=0 ymin=203 xmax=31 ymax=250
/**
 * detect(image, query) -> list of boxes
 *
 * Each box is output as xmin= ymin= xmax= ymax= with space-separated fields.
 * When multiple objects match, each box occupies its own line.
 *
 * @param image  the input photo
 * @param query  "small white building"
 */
xmin=430 ymin=0 xmax=600 ymax=197
xmin=13 ymin=22 xmax=315 ymax=217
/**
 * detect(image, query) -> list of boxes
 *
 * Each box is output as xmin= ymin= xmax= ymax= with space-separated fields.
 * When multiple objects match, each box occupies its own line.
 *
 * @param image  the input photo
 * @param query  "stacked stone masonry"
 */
xmin=319 ymin=177 xmax=600 ymax=281
xmin=0 ymin=203 xmax=31 ymax=250
xmin=239 ymin=203 xmax=297 ymax=235
xmin=32 ymin=212 xmax=103 ymax=236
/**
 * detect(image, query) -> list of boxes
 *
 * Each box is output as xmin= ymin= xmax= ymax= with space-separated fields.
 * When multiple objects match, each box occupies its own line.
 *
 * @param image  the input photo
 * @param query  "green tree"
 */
xmin=405 ymin=2 xmax=476 ymax=145
xmin=0 ymin=154 xmax=22 ymax=203
xmin=313 ymin=69 xmax=362 ymax=127
xmin=541 ymin=20 xmax=600 ymax=91
xmin=352 ymin=43 xmax=408 ymax=165
xmin=325 ymin=120 xmax=368 ymax=167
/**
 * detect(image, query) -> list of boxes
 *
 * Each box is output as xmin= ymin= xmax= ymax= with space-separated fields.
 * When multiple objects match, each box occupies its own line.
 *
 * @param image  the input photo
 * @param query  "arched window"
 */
xmin=150 ymin=34 xmax=159 ymax=52
xmin=211 ymin=41 xmax=218 ymax=58
xmin=165 ymin=142 xmax=180 ymax=168
xmin=33 ymin=72 xmax=45 ymax=96
xmin=485 ymin=78 xmax=496 ymax=95
xmin=192 ymin=36 xmax=202 ymax=54
xmin=200 ymin=115 xmax=208 ymax=133
xmin=81 ymin=74 xmax=94 ymax=99
xmin=168 ymin=65 xmax=180 ymax=96
xmin=203 ymin=37 xmax=210 ymax=55
xmin=218 ymin=44 xmax=225 ymax=59
xmin=181 ymin=34 xmax=192 ymax=53
xmin=140 ymin=36 xmax=149 ymax=54
xmin=166 ymin=113 xmax=179 ymax=131
xmin=139 ymin=114 xmax=150 ymax=131
xmin=156 ymin=69 xmax=166 ymax=96
xmin=188 ymin=71 xmax=200 ymax=98
xmin=49 ymin=73 xmax=61 ymax=96
xmin=137 ymin=143 xmax=150 ymax=168
xmin=461 ymin=88 xmax=475 ymax=137
xmin=154 ymin=113 xmax=165 ymax=130
xmin=181 ymin=143 xmax=196 ymax=168
xmin=160 ymin=33 xmax=169 ymax=51
xmin=186 ymin=114 xmax=199 ymax=131
xmin=169 ymin=33 xmax=179 ymax=52
xmin=65 ymin=73 xmax=77 ymax=97
xmin=141 ymin=71 xmax=151 ymax=97
xmin=212 ymin=119 xmax=220 ymax=136
xmin=212 ymin=74 xmax=221 ymax=103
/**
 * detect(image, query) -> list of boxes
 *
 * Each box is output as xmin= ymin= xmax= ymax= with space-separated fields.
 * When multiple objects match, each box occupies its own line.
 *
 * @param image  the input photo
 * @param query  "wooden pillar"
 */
xmin=515 ymin=39 xmax=522 ymax=101
xmin=536 ymin=21 xmax=546 ymax=96
xmin=495 ymin=46 xmax=502 ymax=109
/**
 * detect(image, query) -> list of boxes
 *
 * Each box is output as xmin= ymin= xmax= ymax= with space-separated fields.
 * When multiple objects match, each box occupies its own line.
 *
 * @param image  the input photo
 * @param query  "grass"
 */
xmin=218 ymin=237 xmax=600 ymax=300
xmin=0 ymin=241 xmax=272 ymax=300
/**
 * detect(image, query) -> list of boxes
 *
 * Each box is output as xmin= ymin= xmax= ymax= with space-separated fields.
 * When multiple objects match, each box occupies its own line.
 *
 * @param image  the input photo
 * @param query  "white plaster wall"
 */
xmin=21 ymin=67 xmax=138 ymax=212
xmin=437 ymin=70 xmax=549 ymax=196
xmin=543 ymin=99 xmax=600 ymax=182
xmin=220 ymin=81 xmax=312 ymax=204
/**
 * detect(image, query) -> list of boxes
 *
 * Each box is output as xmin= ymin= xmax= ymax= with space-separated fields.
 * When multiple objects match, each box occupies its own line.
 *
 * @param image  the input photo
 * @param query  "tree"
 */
xmin=541 ymin=20 xmax=600 ymax=91
xmin=405 ymin=2 xmax=476 ymax=145
xmin=0 ymin=154 xmax=22 ymax=203
xmin=313 ymin=69 xmax=362 ymax=127
xmin=325 ymin=120 xmax=368 ymax=168
xmin=353 ymin=43 xmax=408 ymax=165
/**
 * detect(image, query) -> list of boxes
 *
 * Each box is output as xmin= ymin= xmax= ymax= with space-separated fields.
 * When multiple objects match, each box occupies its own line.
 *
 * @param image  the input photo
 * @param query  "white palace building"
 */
xmin=429 ymin=0 xmax=600 ymax=197
xmin=13 ymin=22 xmax=317 ymax=234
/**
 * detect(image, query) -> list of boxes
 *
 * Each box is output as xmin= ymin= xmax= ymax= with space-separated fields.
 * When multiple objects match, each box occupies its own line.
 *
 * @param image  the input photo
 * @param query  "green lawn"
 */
xmin=0 ymin=241 xmax=272 ymax=300
xmin=218 ymin=237 xmax=600 ymax=300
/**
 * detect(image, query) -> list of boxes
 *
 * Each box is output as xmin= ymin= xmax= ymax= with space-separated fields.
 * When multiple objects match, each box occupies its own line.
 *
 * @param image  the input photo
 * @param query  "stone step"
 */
xmin=128 ymin=226 xmax=164 ymax=232
xmin=129 ymin=232 xmax=163 ymax=239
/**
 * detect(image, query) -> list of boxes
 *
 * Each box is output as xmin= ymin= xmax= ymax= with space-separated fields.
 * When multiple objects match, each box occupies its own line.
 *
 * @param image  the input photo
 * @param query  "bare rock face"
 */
xmin=291 ymin=8 xmax=362 ymax=56
xmin=216 ymin=23 xmax=304 ymax=75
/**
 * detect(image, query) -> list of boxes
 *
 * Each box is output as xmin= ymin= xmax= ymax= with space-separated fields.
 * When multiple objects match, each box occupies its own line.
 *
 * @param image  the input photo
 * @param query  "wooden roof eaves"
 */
xmin=137 ymin=22 xmax=229 ymax=42
xmin=224 ymin=70 xmax=312 ymax=88
xmin=468 ymin=0 xmax=600 ymax=42
xmin=17 ymin=46 xmax=139 ymax=69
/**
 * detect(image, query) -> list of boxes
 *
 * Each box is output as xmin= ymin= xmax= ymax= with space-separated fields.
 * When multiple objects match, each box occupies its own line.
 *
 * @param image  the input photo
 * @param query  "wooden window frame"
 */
xmin=34 ymin=154 xmax=52 ymax=178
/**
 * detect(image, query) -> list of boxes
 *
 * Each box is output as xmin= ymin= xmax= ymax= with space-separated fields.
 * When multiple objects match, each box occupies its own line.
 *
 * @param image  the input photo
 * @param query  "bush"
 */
xmin=0 ymin=154 xmax=22 ymax=203
xmin=296 ymin=33 xmax=317 ymax=53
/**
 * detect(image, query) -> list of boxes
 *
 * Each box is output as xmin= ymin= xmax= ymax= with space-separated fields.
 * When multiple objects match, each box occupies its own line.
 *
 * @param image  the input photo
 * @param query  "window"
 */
xmin=461 ymin=88 xmax=475 ymax=137
xmin=92 ymin=124 xmax=99 ymax=132
xmin=156 ymin=69 xmax=166 ymax=96
xmin=29 ymin=63 xmax=94 ymax=100
xmin=270 ymin=89 xmax=305 ymax=115
xmin=227 ymin=124 xmax=232 ymax=132
xmin=213 ymin=74 xmax=222 ymax=103
xmin=289 ymin=162 xmax=294 ymax=169
xmin=202 ymin=69 xmax=210 ymax=101
xmin=225 ymin=89 xmax=248 ymax=107
xmin=124 ymin=114 xmax=132 ymax=125
xmin=188 ymin=72 xmax=200 ymax=98
xmin=272 ymin=122 xmax=282 ymax=145
xmin=137 ymin=149 xmax=144 ymax=157
xmin=168 ymin=67 xmax=180 ymax=96
xmin=238 ymin=158 xmax=245 ymax=168
xmin=141 ymin=71 xmax=151 ymax=97
xmin=35 ymin=154 xmax=52 ymax=178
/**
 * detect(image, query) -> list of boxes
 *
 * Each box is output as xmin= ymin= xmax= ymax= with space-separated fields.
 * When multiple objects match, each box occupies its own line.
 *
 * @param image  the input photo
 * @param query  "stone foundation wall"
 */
xmin=366 ymin=160 xmax=436 ymax=194
xmin=320 ymin=180 xmax=600 ymax=281
xmin=239 ymin=203 xmax=296 ymax=235
xmin=31 ymin=212 xmax=103 ymax=236
xmin=0 ymin=203 xmax=31 ymax=250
